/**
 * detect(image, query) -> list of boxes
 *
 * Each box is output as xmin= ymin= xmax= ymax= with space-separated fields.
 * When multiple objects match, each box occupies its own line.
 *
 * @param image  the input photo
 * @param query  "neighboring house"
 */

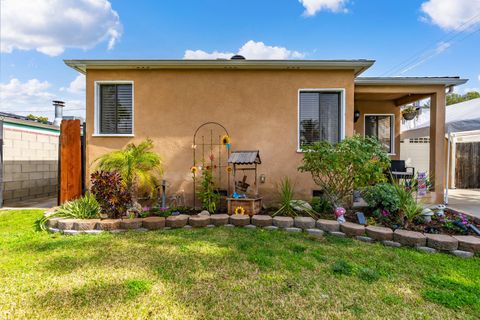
xmin=65 ymin=58 xmax=467 ymax=204
xmin=0 ymin=112 xmax=60 ymax=206
xmin=401 ymin=98 xmax=480 ymax=189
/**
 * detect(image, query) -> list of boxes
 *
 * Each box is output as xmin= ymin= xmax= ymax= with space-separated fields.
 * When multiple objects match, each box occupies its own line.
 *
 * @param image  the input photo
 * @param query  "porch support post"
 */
xmin=429 ymin=90 xmax=446 ymax=203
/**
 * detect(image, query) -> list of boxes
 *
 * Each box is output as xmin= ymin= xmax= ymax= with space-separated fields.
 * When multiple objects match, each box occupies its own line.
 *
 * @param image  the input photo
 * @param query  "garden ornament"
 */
xmin=432 ymin=204 xmax=446 ymax=217
xmin=356 ymin=212 xmax=366 ymax=225
xmin=421 ymin=208 xmax=434 ymax=223
xmin=335 ymin=207 xmax=346 ymax=224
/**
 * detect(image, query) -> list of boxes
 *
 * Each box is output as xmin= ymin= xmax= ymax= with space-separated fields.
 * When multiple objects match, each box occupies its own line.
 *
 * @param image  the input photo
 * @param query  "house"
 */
xmin=65 ymin=58 xmax=467 ymax=205
xmin=401 ymin=98 xmax=480 ymax=190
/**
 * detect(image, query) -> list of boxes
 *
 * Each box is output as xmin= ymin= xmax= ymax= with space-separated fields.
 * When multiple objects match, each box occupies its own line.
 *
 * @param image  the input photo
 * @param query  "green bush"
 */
xmin=310 ymin=196 xmax=333 ymax=214
xmin=299 ymin=135 xmax=390 ymax=207
xmin=393 ymin=180 xmax=423 ymax=228
xmin=273 ymin=177 xmax=317 ymax=218
xmin=362 ymin=183 xmax=400 ymax=214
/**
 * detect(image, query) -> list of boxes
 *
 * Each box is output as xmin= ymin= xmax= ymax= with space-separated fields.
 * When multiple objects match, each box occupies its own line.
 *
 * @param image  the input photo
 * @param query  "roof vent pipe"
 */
xmin=53 ymin=100 xmax=65 ymax=126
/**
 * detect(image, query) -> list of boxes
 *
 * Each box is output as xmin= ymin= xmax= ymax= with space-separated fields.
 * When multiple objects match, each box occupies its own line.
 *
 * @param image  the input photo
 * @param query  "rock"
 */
xmin=198 ymin=210 xmax=210 ymax=216
xmin=272 ymin=216 xmax=294 ymax=228
xmin=46 ymin=217 xmax=63 ymax=228
xmin=166 ymin=214 xmax=189 ymax=228
xmin=452 ymin=235 xmax=480 ymax=253
xmin=294 ymin=216 xmax=316 ymax=229
xmin=285 ymin=227 xmax=302 ymax=233
xmin=316 ymin=219 xmax=340 ymax=232
xmin=417 ymin=246 xmax=437 ymax=254
xmin=264 ymin=226 xmax=278 ymax=231
xmin=206 ymin=225 xmax=215 ymax=228
xmin=47 ymin=227 xmax=60 ymax=234
xmin=340 ymin=222 xmax=365 ymax=237
xmin=365 ymin=226 xmax=393 ymax=241
xmin=120 ymin=218 xmax=144 ymax=230
xmin=224 ymin=224 xmax=235 ymax=228
xmin=142 ymin=217 xmax=166 ymax=230
xmin=229 ymin=215 xmax=250 ymax=226
xmin=189 ymin=215 xmax=211 ymax=227
xmin=451 ymin=250 xmax=474 ymax=258
xmin=244 ymin=224 xmax=257 ymax=229
xmin=73 ymin=219 xmax=100 ymax=231
xmin=57 ymin=219 xmax=77 ymax=230
xmin=382 ymin=240 xmax=402 ymax=248
xmin=183 ymin=225 xmax=192 ymax=229
xmin=96 ymin=219 xmax=121 ymax=231
xmin=84 ymin=230 xmax=103 ymax=235
xmin=110 ymin=229 xmax=127 ymax=233
xmin=306 ymin=228 xmax=324 ymax=238
xmin=356 ymin=236 xmax=374 ymax=243
xmin=63 ymin=230 xmax=81 ymax=235
xmin=251 ymin=215 xmax=273 ymax=227
xmin=393 ymin=229 xmax=426 ymax=247
xmin=135 ymin=228 xmax=148 ymax=232
xmin=425 ymin=234 xmax=458 ymax=251
xmin=210 ymin=214 xmax=229 ymax=226
xmin=330 ymin=231 xmax=346 ymax=238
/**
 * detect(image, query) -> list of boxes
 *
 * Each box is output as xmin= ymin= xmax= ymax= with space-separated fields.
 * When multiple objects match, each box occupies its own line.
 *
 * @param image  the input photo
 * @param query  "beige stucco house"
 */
xmin=65 ymin=58 xmax=467 ymax=205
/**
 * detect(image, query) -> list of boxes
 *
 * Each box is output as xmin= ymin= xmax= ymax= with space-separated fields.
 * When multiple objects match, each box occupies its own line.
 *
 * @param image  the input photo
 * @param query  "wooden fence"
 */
xmin=455 ymin=142 xmax=480 ymax=189
xmin=59 ymin=120 xmax=82 ymax=204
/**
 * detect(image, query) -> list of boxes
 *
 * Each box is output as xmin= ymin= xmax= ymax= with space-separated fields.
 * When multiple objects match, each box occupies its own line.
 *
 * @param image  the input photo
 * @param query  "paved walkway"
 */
xmin=447 ymin=189 xmax=480 ymax=219
xmin=2 ymin=196 xmax=57 ymax=209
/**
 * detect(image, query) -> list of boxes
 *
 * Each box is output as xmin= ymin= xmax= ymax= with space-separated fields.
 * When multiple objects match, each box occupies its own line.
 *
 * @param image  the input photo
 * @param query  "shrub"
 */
xmin=90 ymin=170 xmax=132 ymax=219
xmin=273 ymin=177 xmax=317 ymax=218
xmin=362 ymin=183 xmax=400 ymax=214
xmin=299 ymin=135 xmax=390 ymax=208
xmin=393 ymin=180 xmax=423 ymax=228
xmin=197 ymin=167 xmax=220 ymax=213
xmin=310 ymin=196 xmax=333 ymax=214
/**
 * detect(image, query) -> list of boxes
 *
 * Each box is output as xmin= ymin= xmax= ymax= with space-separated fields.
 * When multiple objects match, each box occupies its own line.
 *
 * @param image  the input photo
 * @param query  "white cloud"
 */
xmin=0 ymin=78 xmax=85 ymax=120
xmin=0 ymin=0 xmax=122 ymax=56
xmin=299 ymin=0 xmax=349 ymax=16
xmin=64 ymin=74 xmax=86 ymax=94
xmin=421 ymin=0 xmax=480 ymax=31
xmin=184 ymin=40 xmax=305 ymax=60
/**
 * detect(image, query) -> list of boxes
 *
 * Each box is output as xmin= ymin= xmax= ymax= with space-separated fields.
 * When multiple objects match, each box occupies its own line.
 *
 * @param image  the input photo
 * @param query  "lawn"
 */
xmin=1 ymin=210 xmax=479 ymax=320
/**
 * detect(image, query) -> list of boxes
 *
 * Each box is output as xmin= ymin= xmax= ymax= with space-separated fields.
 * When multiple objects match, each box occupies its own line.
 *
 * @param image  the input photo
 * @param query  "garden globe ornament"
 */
xmin=421 ymin=208 xmax=434 ymax=223
xmin=433 ymin=204 xmax=446 ymax=217
xmin=335 ymin=207 xmax=346 ymax=224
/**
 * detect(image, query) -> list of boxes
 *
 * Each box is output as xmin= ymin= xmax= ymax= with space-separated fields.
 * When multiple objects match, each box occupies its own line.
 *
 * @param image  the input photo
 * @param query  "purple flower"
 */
xmin=142 ymin=207 xmax=150 ymax=212
xmin=382 ymin=209 xmax=390 ymax=217
xmin=160 ymin=207 xmax=168 ymax=212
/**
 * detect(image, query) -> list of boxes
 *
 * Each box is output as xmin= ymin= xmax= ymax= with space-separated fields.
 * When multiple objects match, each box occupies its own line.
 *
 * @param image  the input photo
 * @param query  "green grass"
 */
xmin=1 ymin=209 xmax=479 ymax=320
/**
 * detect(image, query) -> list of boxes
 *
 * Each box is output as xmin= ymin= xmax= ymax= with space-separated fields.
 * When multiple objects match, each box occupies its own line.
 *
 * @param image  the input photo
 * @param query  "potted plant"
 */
xmin=402 ymin=106 xmax=418 ymax=120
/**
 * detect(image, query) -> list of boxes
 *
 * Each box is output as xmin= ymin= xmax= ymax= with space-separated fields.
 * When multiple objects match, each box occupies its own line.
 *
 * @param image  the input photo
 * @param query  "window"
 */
xmin=96 ymin=82 xmax=133 ymax=135
xmin=299 ymin=91 xmax=342 ymax=148
xmin=364 ymin=114 xmax=394 ymax=154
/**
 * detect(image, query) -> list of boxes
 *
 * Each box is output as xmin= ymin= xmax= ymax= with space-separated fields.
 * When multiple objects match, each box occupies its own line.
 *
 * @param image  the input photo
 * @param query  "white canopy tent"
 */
xmin=401 ymin=98 xmax=480 ymax=204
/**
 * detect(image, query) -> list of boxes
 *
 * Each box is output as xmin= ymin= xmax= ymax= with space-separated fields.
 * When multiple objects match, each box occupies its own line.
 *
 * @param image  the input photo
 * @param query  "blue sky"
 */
xmin=1 ymin=0 xmax=479 ymax=120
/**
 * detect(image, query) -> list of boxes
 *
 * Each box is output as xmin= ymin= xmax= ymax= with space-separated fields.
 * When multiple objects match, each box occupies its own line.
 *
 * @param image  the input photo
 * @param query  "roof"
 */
xmin=64 ymin=59 xmax=375 ymax=76
xmin=228 ymin=150 xmax=261 ymax=165
xmin=0 ymin=112 xmax=59 ymax=131
xmin=355 ymin=77 xmax=468 ymax=87
xmin=401 ymin=98 xmax=480 ymax=139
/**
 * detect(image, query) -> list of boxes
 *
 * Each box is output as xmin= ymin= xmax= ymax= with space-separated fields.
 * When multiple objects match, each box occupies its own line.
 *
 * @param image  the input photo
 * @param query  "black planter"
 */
xmin=402 ymin=112 xmax=417 ymax=120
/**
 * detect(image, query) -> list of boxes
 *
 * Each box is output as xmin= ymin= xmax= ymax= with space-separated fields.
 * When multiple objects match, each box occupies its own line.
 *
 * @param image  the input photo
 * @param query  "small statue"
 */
xmin=335 ymin=207 xmax=346 ymax=224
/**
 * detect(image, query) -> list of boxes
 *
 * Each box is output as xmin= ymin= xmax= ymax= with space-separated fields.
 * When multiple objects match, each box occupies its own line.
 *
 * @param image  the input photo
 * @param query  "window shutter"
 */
xmin=319 ymin=93 xmax=340 ymax=144
xmin=299 ymin=92 xmax=320 ymax=147
xmin=99 ymin=84 xmax=132 ymax=134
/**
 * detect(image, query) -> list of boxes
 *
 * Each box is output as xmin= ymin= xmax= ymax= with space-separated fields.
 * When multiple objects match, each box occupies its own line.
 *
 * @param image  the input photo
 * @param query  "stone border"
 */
xmin=44 ymin=213 xmax=479 ymax=258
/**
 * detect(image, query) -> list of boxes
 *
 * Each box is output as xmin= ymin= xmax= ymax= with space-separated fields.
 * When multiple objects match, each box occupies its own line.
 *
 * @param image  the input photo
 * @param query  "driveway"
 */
xmin=2 ymin=196 xmax=57 ymax=209
xmin=447 ymin=189 xmax=480 ymax=220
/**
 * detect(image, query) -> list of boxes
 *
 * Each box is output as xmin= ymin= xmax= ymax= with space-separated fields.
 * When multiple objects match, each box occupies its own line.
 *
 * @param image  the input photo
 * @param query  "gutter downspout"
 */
xmin=445 ymin=129 xmax=451 ymax=205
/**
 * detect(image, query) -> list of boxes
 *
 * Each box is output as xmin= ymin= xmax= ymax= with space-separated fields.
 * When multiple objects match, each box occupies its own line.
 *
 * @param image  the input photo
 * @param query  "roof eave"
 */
xmin=355 ymin=77 xmax=468 ymax=87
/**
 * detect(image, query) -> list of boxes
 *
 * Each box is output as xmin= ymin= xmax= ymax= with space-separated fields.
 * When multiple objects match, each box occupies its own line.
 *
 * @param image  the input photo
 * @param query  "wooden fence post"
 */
xmin=59 ymin=120 xmax=82 ymax=204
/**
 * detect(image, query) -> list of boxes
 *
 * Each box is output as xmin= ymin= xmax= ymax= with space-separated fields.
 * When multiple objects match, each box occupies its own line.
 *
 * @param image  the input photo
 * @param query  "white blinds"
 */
xmin=100 ymin=84 xmax=133 ymax=134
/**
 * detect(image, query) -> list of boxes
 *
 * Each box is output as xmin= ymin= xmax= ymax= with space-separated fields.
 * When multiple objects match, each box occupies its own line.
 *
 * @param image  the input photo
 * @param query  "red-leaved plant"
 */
xmin=90 ymin=170 xmax=132 ymax=219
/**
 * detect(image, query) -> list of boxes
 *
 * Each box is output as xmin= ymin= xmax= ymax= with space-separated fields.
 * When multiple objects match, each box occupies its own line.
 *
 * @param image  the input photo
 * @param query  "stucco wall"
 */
xmin=85 ymin=69 xmax=355 ymax=205
xmin=2 ymin=124 xmax=59 ymax=204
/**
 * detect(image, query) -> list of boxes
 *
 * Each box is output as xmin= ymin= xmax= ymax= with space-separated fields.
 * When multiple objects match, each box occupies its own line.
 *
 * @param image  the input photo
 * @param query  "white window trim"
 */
xmin=297 ymin=88 xmax=346 ymax=152
xmin=363 ymin=113 xmax=395 ymax=155
xmin=93 ymin=80 xmax=135 ymax=137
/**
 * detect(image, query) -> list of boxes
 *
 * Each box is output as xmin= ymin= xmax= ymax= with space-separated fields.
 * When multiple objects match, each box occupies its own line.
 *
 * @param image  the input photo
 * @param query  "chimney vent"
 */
xmin=53 ymin=100 xmax=65 ymax=126
xmin=230 ymin=55 xmax=246 ymax=60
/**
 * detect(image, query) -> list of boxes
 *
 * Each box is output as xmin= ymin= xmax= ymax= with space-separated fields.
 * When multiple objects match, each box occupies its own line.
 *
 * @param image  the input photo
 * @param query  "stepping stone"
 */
xmin=416 ymin=246 xmax=437 ymax=254
xmin=166 ymin=215 xmax=189 ymax=228
xmin=453 ymin=235 xmax=480 ymax=253
xmin=285 ymin=227 xmax=302 ymax=233
xmin=356 ymin=236 xmax=374 ymax=243
xmin=306 ymin=228 xmax=324 ymax=238
xmin=46 ymin=217 xmax=63 ymax=228
xmin=393 ymin=229 xmax=426 ymax=247
xmin=224 ymin=224 xmax=235 ymax=228
xmin=316 ymin=219 xmax=340 ymax=232
xmin=134 ymin=228 xmax=148 ymax=232
xmin=294 ymin=217 xmax=316 ymax=229
xmin=425 ymin=234 xmax=458 ymax=251
xmin=330 ymin=231 xmax=346 ymax=238
xmin=96 ymin=219 xmax=121 ymax=231
xmin=451 ymin=250 xmax=474 ymax=258
xmin=272 ymin=216 xmax=294 ymax=228
xmin=382 ymin=240 xmax=401 ymax=248
xmin=264 ymin=226 xmax=278 ymax=231
xmin=183 ymin=225 xmax=192 ymax=229
xmin=340 ymin=222 xmax=365 ymax=237
xmin=365 ymin=226 xmax=393 ymax=241
xmin=110 ymin=229 xmax=127 ymax=233
xmin=142 ymin=217 xmax=165 ymax=230
xmin=244 ymin=224 xmax=257 ymax=229
xmin=57 ymin=219 xmax=77 ymax=230
xmin=189 ymin=215 xmax=211 ymax=227
xmin=120 ymin=218 xmax=144 ymax=230
xmin=63 ymin=230 xmax=81 ymax=235
xmin=206 ymin=224 xmax=215 ymax=228
xmin=84 ymin=229 xmax=103 ymax=235
xmin=251 ymin=215 xmax=273 ymax=227
xmin=210 ymin=214 xmax=229 ymax=226
xmin=47 ymin=227 xmax=60 ymax=234
xmin=73 ymin=219 xmax=100 ymax=231
xmin=229 ymin=215 xmax=250 ymax=226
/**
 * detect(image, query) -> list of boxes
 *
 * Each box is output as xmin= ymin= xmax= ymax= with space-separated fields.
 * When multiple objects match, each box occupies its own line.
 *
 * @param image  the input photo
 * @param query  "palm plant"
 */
xmin=95 ymin=139 xmax=163 ymax=199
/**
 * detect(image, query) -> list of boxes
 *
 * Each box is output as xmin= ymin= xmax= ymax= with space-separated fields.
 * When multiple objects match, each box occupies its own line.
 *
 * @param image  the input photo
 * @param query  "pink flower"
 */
xmin=382 ymin=209 xmax=390 ymax=217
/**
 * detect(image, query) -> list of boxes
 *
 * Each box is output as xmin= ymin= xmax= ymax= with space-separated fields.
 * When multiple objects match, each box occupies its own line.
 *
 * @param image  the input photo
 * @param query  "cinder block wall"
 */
xmin=2 ymin=126 xmax=59 ymax=204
